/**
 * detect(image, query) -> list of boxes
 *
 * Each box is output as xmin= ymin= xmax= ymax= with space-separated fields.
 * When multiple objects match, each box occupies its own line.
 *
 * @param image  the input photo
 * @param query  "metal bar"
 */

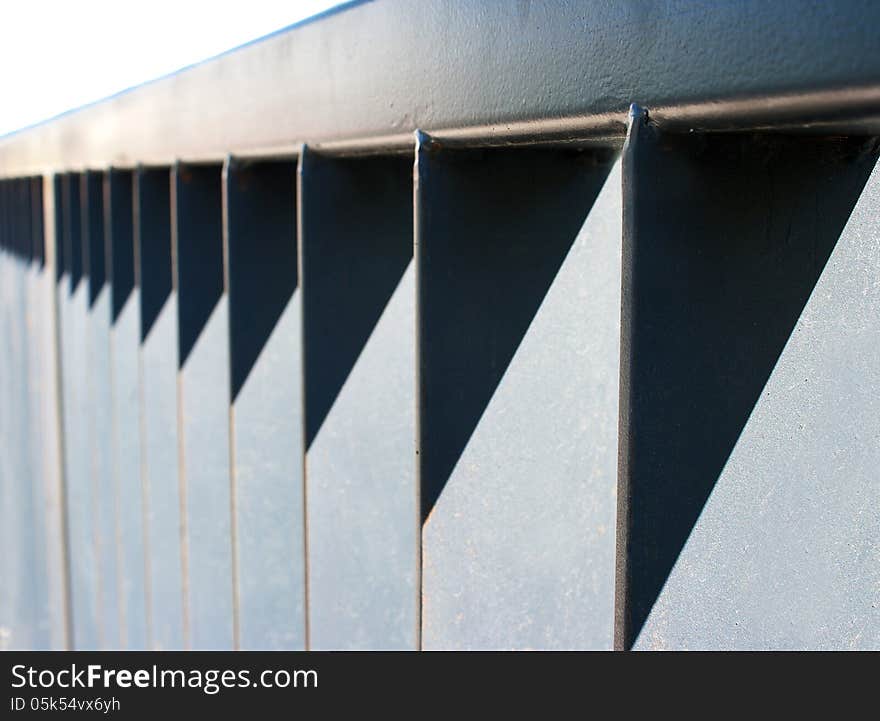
xmin=616 ymin=110 xmax=880 ymax=650
xmin=31 ymin=177 xmax=44 ymax=266
xmin=106 ymin=168 xmax=148 ymax=649
xmin=22 ymin=176 xmax=53 ymax=649
xmin=0 ymin=179 xmax=44 ymax=648
xmin=0 ymin=180 xmax=10 ymax=647
xmin=135 ymin=167 xmax=184 ymax=650
xmin=172 ymin=162 xmax=234 ymax=650
xmin=224 ymin=158 xmax=304 ymax=650
xmin=300 ymin=149 xmax=417 ymax=650
xmin=0 ymin=1 xmax=878 ymax=654
xmin=3 ymin=1 xmax=880 ymax=174
xmin=82 ymin=171 xmax=119 ymax=649
xmin=57 ymin=172 xmax=101 ymax=649
xmin=416 ymin=138 xmax=621 ymax=649
xmin=38 ymin=174 xmax=71 ymax=649
xmin=0 ymin=179 xmax=15 ymax=647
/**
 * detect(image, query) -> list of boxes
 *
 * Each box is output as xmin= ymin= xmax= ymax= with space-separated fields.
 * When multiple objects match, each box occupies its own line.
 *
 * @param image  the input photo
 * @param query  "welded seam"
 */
xmin=170 ymin=164 xmax=191 ymax=650
xmin=613 ymin=105 xmax=647 ymax=652
xmin=296 ymin=147 xmax=311 ymax=652
xmin=222 ymin=157 xmax=241 ymax=651
xmin=412 ymin=130 xmax=434 ymax=651
xmin=47 ymin=176 xmax=75 ymax=650
xmin=133 ymin=169 xmax=155 ymax=649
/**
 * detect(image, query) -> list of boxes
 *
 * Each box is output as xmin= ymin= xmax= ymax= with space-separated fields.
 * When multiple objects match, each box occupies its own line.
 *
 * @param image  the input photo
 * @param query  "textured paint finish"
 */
xmin=307 ymin=268 xmax=416 ymax=649
xmin=231 ymin=296 xmax=304 ymax=649
xmin=1 ymin=177 xmax=71 ymax=650
xmin=0 ymin=244 xmax=24 ymax=647
xmin=61 ymin=280 xmax=99 ymax=648
xmin=302 ymin=153 xmax=417 ymax=650
xmin=110 ymin=296 xmax=147 ymax=648
xmin=419 ymin=145 xmax=620 ymax=649
xmin=140 ymin=298 xmax=184 ymax=649
xmin=88 ymin=287 xmax=119 ymax=649
xmin=619 ymin=116 xmax=880 ymax=649
xmin=0 ymin=220 xmax=51 ymax=649
xmin=136 ymin=169 xmax=184 ymax=650
xmin=4 ymin=1 xmax=880 ymax=171
xmin=1 ymin=2 xmax=880 ymax=651
xmin=0 ymin=247 xmax=12 ymax=648
xmin=83 ymin=171 xmax=119 ymax=649
xmin=226 ymin=161 xmax=305 ymax=650
xmin=174 ymin=165 xmax=233 ymax=650
xmin=56 ymin=173 xmax=101 ymax=649
xmin=632 ymin=153 xmax=880 ymax=651
xmin=107 ymin=169 xmax=148 ymax=649
xmin=25 ymin=259 xmax=52 ymax=649
xmin=37 ymin=176 xmax=70 ymax=650
xmin=179 ymin=299 xmax=233 ymax=649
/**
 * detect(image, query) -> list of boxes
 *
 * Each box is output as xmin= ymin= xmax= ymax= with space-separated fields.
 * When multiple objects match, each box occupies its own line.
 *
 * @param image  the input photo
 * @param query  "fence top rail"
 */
xmin=2 ymin=0 xmax=880 ymax=176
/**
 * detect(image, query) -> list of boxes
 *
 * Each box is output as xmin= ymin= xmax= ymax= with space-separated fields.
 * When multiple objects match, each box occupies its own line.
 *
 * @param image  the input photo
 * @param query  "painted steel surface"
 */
xmin=173 ymin=164 xmax=233 ymax=649
xmin=418 ymin=145 xmax=620 ymax=649
xmin=302 ymin=152 xmax=417 ymax=650
xmin=1 ymin=3 xmax=879 ymax=652
xmin=226 ymin=159 xmax=305 ymax=650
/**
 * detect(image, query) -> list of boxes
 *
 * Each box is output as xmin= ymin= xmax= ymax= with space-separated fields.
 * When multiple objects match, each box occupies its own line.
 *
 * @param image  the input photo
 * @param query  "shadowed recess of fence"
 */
xmin=226 ymin=159 xmax=298 ymax=402
xmin=135 ymin=168 xmax=173 ymax=343
xmin=174 ymin=163 xmax=224 ymax=368
xmin=620 ymin=129 xmax=879 ymax=649
xmin=107 ymin=170 xmax=135 ymax=325
xmin=61 ymin=173 xmax=83 ymax=293
xmin=82 ymin=171 xmax=105 ymax=308
xmin=31 ymin=178 xmax=44 ymax=267
xmin=301 ymin=152 xmax=414 ymax=448
xmin=416 ymin=145 xmax=616 ymax=523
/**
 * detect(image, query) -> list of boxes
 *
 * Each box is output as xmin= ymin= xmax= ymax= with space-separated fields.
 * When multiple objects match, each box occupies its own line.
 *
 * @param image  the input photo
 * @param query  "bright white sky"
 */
xmin=0 ymin=0 xmax=343 ymax=137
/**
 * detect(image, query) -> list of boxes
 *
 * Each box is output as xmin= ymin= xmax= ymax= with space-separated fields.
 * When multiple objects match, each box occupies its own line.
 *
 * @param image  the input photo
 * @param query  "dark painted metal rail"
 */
xmin=1 ymin=1 xmax=879 ymax=650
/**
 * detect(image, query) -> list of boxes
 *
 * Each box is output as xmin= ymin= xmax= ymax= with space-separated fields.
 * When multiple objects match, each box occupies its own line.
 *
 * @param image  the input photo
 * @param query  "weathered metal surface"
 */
xmin=618 ymin=112 xmax=880 ymax=650
xmin=82 ymin=171 xmax=120 ymax=649
xmin=173 ymin=163 xmax=234 ymax=649
xmin=3 ymin=1 xmax=880 ymax=174
xmin=0 ymin=178 xmax=52 ymax=649
xmin=0 ymin=183 xmax=9 ymax=645
xmin=57 ymin=173 xmax=101 ymax=649
xmin=301 ymin=150 xmax=417 ymax=650
xmin=418 ymin=142 xmax=621 ymax=649
xmin=0 ymin=182 xmax=24 ymax=647
xmin=106 ymin=169 xmax=148 ymax=649
xmin=23 ymin=178 xmax=52 ymax=650
xmin=2 ymin=3 xmax=880 ymax=654
xmin=135 ymin=167 xmax=185 ymax=650
xmin=225 ymin=158 xmax=305 ymax=649
xmin=0 ymin=193 xmax=9 ymax=647
xmin=35 ymin=176 xmax=70 ymax=650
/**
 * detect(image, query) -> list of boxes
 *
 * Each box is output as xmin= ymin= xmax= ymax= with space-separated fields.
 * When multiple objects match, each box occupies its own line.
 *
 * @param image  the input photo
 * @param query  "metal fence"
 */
xmin=1 ymin=0 xmax=879 ymax=651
